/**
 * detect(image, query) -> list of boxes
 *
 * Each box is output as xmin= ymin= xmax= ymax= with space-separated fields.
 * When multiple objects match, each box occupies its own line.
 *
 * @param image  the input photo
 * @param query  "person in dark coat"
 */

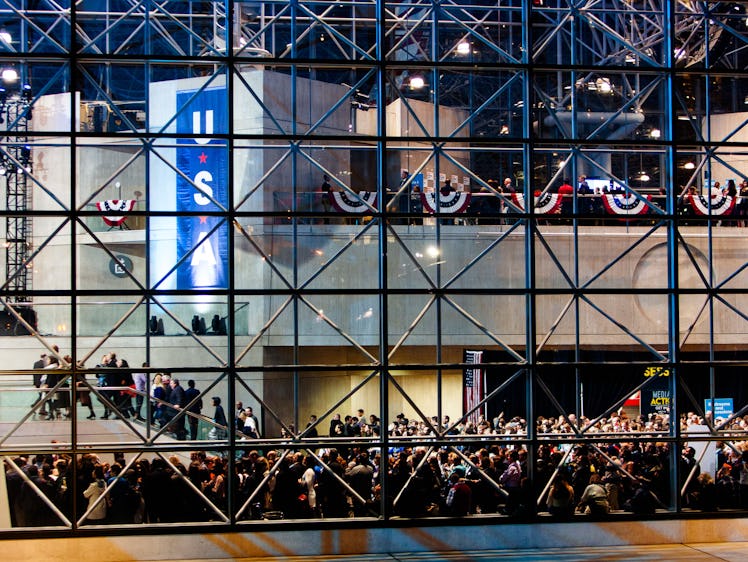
xmin=32 ymin=353 xmax=48 ymax=415
xmin=184 ymin=379 xmax=203 ymax=440
xmin=166 ymin=378 xmax=187 ymax=440
xmin=210 ymin=396 xmax=228 ymax=439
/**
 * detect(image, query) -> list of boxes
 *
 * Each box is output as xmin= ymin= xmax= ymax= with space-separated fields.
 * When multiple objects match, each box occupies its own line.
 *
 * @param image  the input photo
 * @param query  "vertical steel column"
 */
xmin=290 ymin=0 xmax=300 ymax=437
xmin=225 ymin=0 xmax=237 ymax=525
xmin=523 ymin=0 xmax=537 ymax=490
xmin=143 ymin=0 xmax=154 ymax=444
xmin=665 ymin=0 xmax=681 ymax=513
xmin=69 ymin=0 xmax=80 ymax=529
xmin=570 ymin=4 xmax=582 ymax=423
xmin=432 ymin=0 xmax=443 ymax=430
xmin=376 ymin=0 xmax=389 ymax=520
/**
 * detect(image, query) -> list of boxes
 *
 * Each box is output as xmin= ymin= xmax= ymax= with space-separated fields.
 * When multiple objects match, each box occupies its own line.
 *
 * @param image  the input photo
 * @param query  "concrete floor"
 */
xmin=66 ymin=543 xmax=748 ymax=562
xmin=241 ymin=542 xmax=748 ymax=562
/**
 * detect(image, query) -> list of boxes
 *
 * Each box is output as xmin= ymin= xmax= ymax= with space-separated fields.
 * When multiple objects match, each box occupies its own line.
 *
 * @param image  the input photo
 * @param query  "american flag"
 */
xmin=464 ymin=350 xmax=485 ymax=423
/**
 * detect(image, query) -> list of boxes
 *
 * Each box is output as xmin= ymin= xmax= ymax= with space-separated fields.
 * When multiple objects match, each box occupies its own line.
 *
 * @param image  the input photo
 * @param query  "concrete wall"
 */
xmin=255 ymin=224 xmax=748 ymax=348
xmin=8 ymin=224 xmax=748 ymax=356
xmin=357 ymin=97 xmax=471 ymax=192
xmin=707 ymin=112 xmax=748 ymax=186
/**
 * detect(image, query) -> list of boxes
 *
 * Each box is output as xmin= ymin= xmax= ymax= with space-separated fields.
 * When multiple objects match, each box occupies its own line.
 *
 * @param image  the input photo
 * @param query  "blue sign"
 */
xmin=641 ymin=366 xmax=671 ymax=418
xmin=704 ymin=398 xmax=733 ymax=419
xmin=176 ymin=87 xmax=229 ymax=289
xmin=411 ymin=173 xmax=424 ymax=191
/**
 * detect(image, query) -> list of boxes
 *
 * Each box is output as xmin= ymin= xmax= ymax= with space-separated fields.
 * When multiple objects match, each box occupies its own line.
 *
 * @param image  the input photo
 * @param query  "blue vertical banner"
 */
xmin=176 ymin=87 xmax=229 ymax=289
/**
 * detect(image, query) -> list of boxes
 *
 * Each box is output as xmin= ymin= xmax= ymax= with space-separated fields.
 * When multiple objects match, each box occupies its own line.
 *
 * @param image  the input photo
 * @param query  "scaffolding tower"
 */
xmin=3 ymin=98 xmax=33 ymax=304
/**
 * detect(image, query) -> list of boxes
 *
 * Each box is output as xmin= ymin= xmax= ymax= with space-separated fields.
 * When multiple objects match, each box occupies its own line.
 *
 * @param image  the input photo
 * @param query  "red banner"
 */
xmin=330 ymin=191 xmax=377 ymax=213
xmin=96 ymin=199 xmax=136 ymax=227
xmin=421 ymin=191 xmax=471 ymax=214
xmin=511 ymin=191 xmax=563 ymax=214
xmin=688 ymin=193 xmax=735 ymax=216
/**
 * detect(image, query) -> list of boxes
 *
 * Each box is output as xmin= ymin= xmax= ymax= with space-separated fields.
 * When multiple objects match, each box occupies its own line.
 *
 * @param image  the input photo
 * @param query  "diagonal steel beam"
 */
xmin=233 ymin=220 xmax=294 ymax=292
xmin=297 ymin=294 xmax=379 ymax=364
xmin=387 ymin=296 xmax=436 ymax=361
xmin=235 ymin=296 xmax=294 ymax=365
xmin=4 ymin=456 xmax=72 ymax=527
xmin=442 ymin=296 xmax=526 ymax=362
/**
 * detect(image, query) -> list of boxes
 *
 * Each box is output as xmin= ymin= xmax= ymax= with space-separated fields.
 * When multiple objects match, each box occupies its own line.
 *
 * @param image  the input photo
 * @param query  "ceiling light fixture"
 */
xmin=1 ymin=68 xmax=18 ymax=83
xmin=409 ymin=75 xmax=425 ymax=90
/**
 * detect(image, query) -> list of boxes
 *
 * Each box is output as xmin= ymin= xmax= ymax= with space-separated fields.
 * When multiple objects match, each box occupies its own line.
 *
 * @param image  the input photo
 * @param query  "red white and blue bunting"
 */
xmin=330 ymin=191 xmax=377 ymax=213
xmin=421 ymin=191 xmax=471 ymax=214
xmin=96 ymin=199 xmax=136 ymax=227
xmin=511 ymin=192 xmax=563 ymax=214
xmin=688 ymin=193 xmax=735 ymax=216
xmin=602 ymin=193 xmax=651 ymax=216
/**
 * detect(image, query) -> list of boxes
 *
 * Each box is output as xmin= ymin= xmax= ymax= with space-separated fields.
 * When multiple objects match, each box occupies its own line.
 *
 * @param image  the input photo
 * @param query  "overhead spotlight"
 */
xmin=595 ymin=77 xmax=612 ymax=93
xmin=1 ymin=68 xmax=17 ymax=83
xmin=684 ymin=162 xmax=695 ymax=170
xmin=0 ymin=27 xmax=11 ymax=44
xmin=650 ymin=129 xmax=661 ymax=139
xmin=409 ymin=75 xmax=425 ymax=90
xmin=456 ymin=41 xmax=471 ymax=56
xmin=638 ymin=172 xmax=650 ymax=182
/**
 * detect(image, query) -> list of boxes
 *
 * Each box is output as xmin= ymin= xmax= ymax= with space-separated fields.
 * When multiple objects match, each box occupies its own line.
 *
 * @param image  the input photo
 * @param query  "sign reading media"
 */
xmin=176 ymin=86 xmax=229 ymax=290
xmin=641 ymin=366 xmax=671 ymax=418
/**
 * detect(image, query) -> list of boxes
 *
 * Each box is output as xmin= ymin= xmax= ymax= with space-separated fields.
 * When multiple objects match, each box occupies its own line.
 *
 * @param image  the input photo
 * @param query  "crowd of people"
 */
xmin=7 ymin=399 xmax=748 ymax=526
xmin=18 ymin=351 xmax=748 ymax=525
xmin=30 ymin=352 xmax=207 ymax=441
xmin=6 ymin=434 xmax=748 ymax=527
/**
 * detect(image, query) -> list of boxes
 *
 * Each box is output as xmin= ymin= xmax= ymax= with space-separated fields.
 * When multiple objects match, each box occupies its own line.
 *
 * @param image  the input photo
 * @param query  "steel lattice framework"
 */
xmin=0 ymin=0 xmax=748 ymax=533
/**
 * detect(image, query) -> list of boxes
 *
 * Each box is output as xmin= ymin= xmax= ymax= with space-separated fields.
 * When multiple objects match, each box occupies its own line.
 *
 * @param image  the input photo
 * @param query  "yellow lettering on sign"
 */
xmin=644 ymin=367 xmax=670 ymax=377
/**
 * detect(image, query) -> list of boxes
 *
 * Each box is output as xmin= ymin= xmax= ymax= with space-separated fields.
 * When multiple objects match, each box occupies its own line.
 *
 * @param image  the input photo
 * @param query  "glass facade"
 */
xmin=1 ymin=1 xmax=748 ymax=531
